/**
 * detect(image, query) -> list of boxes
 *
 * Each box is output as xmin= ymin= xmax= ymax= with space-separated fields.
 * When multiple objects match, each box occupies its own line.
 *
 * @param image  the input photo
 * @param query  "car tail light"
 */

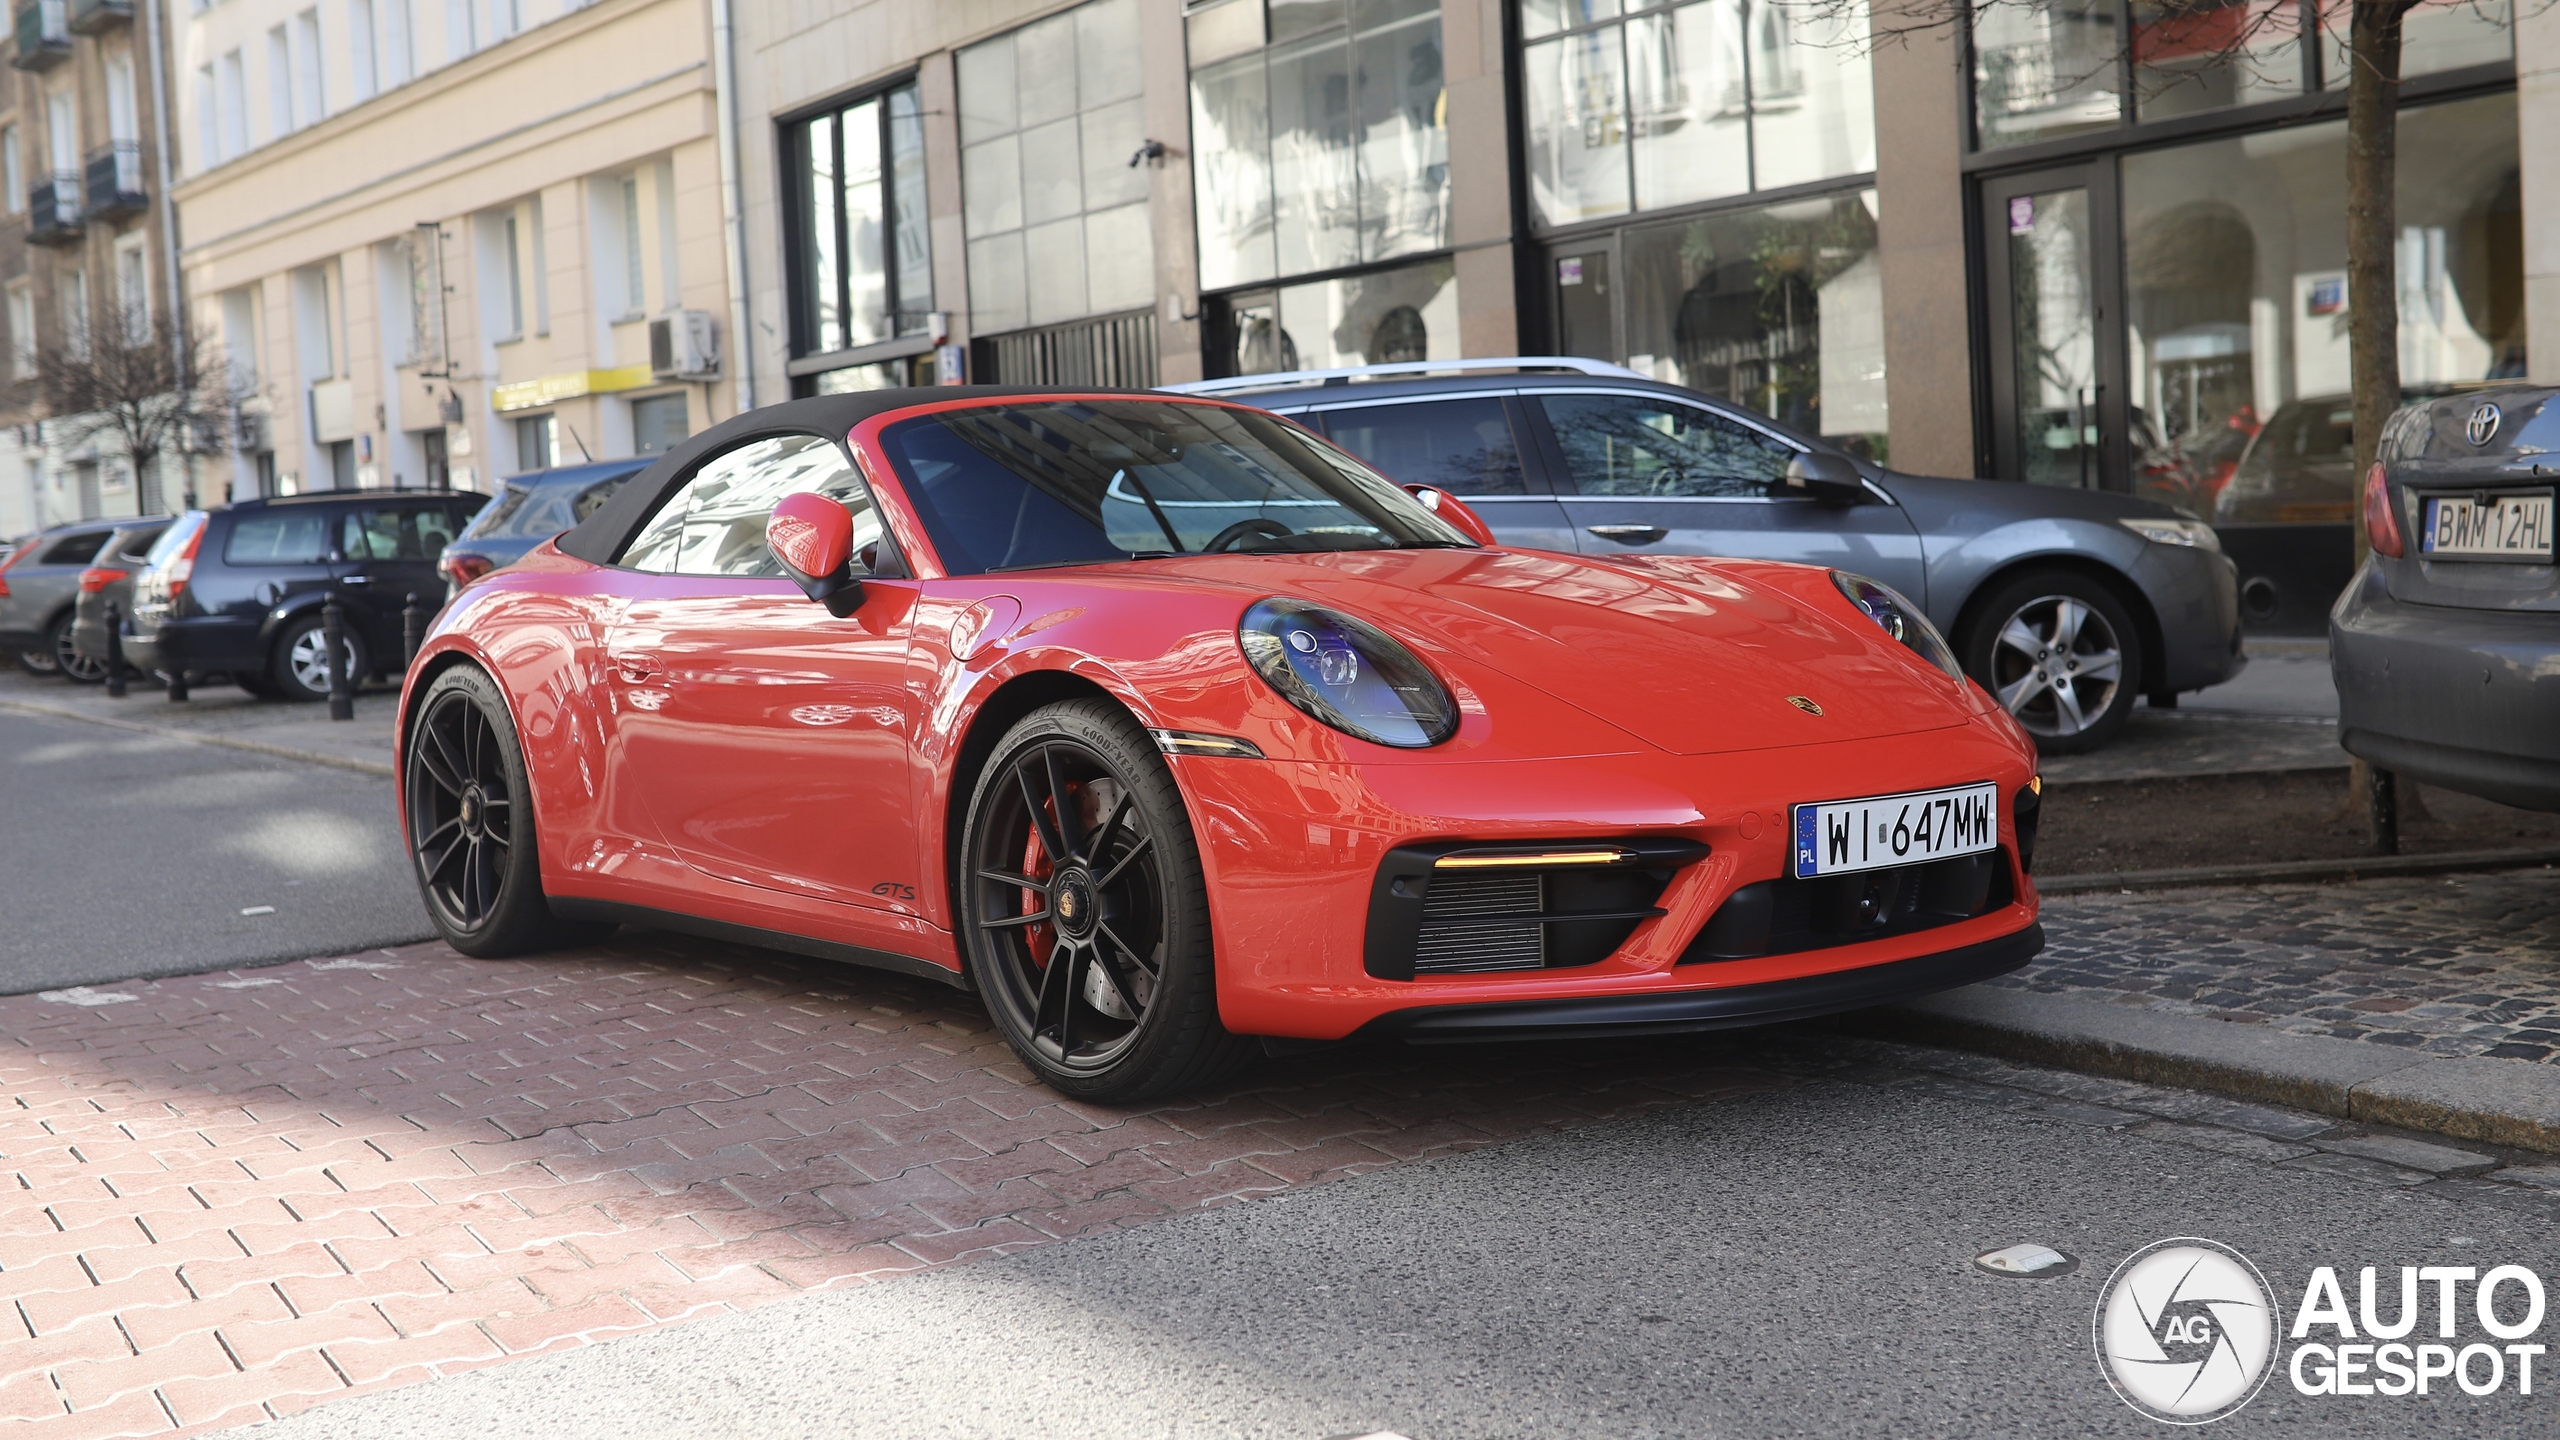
xmin=165 ymin=524 xmax=205 ymax=598
xmin=2362 ymin=462 xmax=2403 ymax=559
xmin=0 ymin=539 xmax=32 ymax=598
xmin=439 ymin=552 xmax=495 ymax=587
xmin=77 ymin=566 xmax=119 ymax=593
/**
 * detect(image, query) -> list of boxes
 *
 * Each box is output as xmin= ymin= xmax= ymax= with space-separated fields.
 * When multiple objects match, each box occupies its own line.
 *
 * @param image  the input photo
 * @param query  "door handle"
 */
xmin=615 ymin=653 xmax=662 ymax=682
xmin=1587 ymin=524 xmax=1669 ymax=544
xmin=338 ymin=574 xmax=371 ymax=584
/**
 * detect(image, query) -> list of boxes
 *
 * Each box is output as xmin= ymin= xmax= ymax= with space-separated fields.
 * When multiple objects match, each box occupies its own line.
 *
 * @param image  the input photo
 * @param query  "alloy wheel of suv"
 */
xmin=1961 ymin=570 xmax=2144 ymax=754
xmin=274 ymin=617 xmax=367 ymax=702
xmin=50 ymin=615 xmax=106 ymax=684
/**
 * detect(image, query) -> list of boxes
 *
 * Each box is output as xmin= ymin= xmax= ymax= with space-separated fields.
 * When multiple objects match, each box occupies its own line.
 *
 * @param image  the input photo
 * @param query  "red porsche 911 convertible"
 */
xmin=399 ymin=389 xmax=2044 ymax=1100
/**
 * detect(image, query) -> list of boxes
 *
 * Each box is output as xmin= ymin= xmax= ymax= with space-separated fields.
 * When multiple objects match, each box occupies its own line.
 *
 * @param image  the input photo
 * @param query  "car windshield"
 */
xmin=881 ymin=399 xmax=1472 ymax=576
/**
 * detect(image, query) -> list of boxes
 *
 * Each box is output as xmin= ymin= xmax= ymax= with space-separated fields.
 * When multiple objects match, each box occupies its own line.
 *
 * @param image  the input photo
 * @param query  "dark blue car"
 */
xmin=439 ymin=459 xmax=652 ymax=590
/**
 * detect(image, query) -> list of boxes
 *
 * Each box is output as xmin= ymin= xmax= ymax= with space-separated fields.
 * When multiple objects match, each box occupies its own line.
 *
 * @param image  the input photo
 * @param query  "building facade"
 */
xmin=733 ymin=0 xmax=2548 ymax=631
xmin=169 ymin=0 xmax=734 ymax=506
xmin=0 ymin=0 xmax=185 ymax=537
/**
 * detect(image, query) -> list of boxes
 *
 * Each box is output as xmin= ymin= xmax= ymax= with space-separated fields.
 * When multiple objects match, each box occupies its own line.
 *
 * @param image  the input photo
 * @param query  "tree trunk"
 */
xmin=2343 ymin=0 xmax=2410 ymax=851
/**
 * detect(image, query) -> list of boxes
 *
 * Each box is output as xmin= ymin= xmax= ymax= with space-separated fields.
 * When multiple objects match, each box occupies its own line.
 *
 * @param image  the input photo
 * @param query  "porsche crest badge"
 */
xmin=1786 ymin=695 xmax=1823 ymax=716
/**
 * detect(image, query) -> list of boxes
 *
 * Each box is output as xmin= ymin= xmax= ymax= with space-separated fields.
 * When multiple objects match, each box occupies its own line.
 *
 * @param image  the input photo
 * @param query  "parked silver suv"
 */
xmin=1174 ymin=360 xmax=2244 ymax=753
xmin=0 ymin=517 xmax=170 ymax=682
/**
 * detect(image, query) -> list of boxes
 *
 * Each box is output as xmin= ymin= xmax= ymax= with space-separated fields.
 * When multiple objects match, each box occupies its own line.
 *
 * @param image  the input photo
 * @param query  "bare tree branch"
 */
xmin=16 ymin=301 xmax=251 ymax=511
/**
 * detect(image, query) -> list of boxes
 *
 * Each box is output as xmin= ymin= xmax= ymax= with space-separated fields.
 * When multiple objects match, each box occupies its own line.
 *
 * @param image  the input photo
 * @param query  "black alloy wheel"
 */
xmin=51 ymin=614 xmax=106 ymax=684
xmin=959 ymin=700 xmax=1251 ymax=1101
xmin=404 ymin=665 xmax=596 ymax=957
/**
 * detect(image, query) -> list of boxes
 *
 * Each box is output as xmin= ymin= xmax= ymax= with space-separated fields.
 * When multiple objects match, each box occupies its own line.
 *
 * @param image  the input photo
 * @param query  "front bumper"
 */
xmin=2130 ymin=542 xmax=2245 ymax=694
xmin=1358 ymin=923 xmax=2042 ymax=1041
xmin=1174 ymin=713 xmax=2041 ymax=1040
xmin=2332 ymin=560 xmax=2560 ymax=811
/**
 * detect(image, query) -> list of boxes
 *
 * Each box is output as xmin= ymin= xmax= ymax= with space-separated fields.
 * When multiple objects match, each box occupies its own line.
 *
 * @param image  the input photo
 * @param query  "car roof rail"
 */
xmin=1161 ymin=355 xmax=1651 ymax=397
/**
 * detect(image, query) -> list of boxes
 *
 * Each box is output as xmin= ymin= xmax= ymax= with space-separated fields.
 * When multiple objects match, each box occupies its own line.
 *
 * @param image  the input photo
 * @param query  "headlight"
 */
xmin=1238 ymin=598 xmax=1457 ymax=748
xmin=2120 ymin=517 xmax=2221 ymax=552
xmin=1831 ymin=572 xmax=1962 ymax=680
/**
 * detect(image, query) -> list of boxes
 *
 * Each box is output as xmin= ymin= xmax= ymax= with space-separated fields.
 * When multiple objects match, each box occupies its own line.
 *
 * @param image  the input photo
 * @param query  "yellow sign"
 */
xmin=490 ymin=364 xmax=657 ymax=413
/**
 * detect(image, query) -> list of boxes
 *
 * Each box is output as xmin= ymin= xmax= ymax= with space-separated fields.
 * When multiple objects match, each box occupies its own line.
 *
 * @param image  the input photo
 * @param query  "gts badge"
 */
xmin=871 ymin=882 xmax=918 ymax=902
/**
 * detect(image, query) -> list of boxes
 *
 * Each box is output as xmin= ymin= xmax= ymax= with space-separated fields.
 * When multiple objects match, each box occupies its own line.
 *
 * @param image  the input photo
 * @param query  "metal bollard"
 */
xmin=166 ymin=662 xmax=189 ymax=703
xmin=2368 ymin=765 xmax=2399 ymax=857
xmin=403 ymin=591 xmax=428 ymax=666
xmin=323 ymin=593 xmax=355 ymax=722
xmin=103 ymin=600 xmax=128 ymax=698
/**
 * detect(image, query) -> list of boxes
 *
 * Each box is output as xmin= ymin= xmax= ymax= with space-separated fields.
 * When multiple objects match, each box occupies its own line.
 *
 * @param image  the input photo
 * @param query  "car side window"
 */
xmin=616 ymin=434 xmax=890 ymax=578
xmin=223 ymin=511 xmax=333 ymax=565
xmin=40 ymin=532 xmax=109 ymax=566
xmin=1539 ymin=394 xmax=1796 ymax=499
xmin=338 ymin=505 xmax=460 ymax=562
xmin=1314 ymin=398 xmax=1532 ymax=496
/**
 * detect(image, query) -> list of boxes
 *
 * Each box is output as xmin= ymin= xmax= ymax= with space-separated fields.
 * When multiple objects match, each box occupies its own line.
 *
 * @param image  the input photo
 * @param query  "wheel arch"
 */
xmin=394 ymin=642 xmax=525 ymax=836
xmin=1950 ymin=555 xmax=2166 ymax=698
xmin=938 ymin=667 xmax=1135 ymax=931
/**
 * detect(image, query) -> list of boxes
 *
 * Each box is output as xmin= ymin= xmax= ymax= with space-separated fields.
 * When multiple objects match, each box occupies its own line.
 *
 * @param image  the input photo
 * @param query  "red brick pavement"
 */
xmin=0 ymin=932 xmax=1783 ymax=1436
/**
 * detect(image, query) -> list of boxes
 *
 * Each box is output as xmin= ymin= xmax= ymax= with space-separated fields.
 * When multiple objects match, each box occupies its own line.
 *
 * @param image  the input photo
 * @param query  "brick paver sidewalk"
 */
xmin=0 ymin=934 xmax=1778 ymax=1437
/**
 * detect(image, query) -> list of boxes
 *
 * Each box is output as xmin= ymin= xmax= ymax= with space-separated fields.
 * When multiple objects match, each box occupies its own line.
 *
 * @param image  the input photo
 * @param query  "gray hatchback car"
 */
xmin=0 ymin=517 xmax=168 ymax=682
xmin=2334 ymin=386 xmax=2560 ymax=810
xmin=1175 ymin=360 xmax=2244 ymax=753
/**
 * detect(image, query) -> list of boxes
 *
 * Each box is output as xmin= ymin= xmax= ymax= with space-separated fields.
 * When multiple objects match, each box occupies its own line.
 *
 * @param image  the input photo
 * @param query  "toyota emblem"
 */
xmin=2466 ymin=401 xmax=2502 ymax=447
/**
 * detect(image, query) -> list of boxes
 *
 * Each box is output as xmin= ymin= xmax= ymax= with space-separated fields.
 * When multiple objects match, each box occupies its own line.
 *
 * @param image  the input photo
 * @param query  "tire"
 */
xmin=236 ymin=670 xmax=281 ymax=699
xmin=1959 ymin=569 xmax=2144 ymax=756
xmin=270 ymin=614 xmax=366 ymax=703
xmin=50 ymin=612 xmax=105 ymax=685
xmin=957 ymin=699 xmax=1254 ymax=1102
xmin=17 ymin=639 xmax=59 ymax=676
xmin=403 ymin=665 xmax=602 ymax=957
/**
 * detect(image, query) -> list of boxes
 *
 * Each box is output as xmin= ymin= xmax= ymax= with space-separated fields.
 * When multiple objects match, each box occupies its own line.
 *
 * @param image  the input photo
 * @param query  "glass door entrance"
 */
xmin=1981 ymin=166 xmax=2126 ymax=489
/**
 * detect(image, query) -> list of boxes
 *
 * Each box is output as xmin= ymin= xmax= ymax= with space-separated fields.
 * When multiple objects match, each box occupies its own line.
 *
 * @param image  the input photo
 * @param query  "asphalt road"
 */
xmin=219 ymin=1070 xmax=2557 ymax=1440
xmin=0 ymin=707 xmax=432 ymax=990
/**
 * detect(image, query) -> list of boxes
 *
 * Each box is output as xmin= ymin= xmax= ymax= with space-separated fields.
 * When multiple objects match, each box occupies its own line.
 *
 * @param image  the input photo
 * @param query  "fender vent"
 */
xmin=1413 ymin=874 xmax=1545 ymax=974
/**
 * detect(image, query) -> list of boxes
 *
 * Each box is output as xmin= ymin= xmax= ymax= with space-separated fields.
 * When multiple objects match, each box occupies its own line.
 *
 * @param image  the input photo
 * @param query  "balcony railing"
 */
xmin=10 ymin=0 xmax=69 ymax=69
xmin=83 ymin=142 xmax=142 ymax=219
xmin=66 ymin=0 xmax=126 ymax=31
xmin=28 ymin=172 xmax=82 ymax=244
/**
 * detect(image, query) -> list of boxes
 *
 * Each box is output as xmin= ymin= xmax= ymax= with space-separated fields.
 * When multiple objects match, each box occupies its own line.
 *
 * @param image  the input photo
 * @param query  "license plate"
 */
xmin=2420 ymin=492 xmax=2554 ymax=561
xmin=1792 ymin=782 xmax=2001 ymax=879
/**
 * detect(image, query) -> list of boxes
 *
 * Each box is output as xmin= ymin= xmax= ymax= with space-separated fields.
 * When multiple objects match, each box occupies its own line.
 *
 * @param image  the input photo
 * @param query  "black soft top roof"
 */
xmin=556 ymin=386 xmax=1158 ymax=565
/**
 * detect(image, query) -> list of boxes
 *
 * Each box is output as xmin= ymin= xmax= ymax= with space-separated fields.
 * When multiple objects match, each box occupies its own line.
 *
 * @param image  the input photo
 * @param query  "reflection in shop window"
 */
xmin=1605 ymin=190 xmax=1888 ymax=460
xmin=958 ymin=0 xmax=1153 ymax=336
xmin=1189 ymin=0 xmax=1450 ymax=291
xmin=2130 ymin=0 xmax=2307 ymax=122
xmin=2120 ymin=93 xmax=2523 ymax=524
xmin=2318 ymin=0 xmax=2511 ymax=91
xmin=1526 ymin=0 xmax=1872 ymax=227
xmin=1218 ymin=256 xmax=1456 ymax=375
xmin=1972 ymin=0 xmax=2122 ymax=148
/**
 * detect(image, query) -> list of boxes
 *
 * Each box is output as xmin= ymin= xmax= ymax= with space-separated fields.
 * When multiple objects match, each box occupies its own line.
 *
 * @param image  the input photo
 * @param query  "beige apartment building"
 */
xmin=172 ymin=0 xmax=734 ymax=502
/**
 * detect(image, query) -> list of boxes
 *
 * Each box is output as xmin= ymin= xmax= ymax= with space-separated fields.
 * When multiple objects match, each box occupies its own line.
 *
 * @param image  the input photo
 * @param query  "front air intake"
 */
xmin=1365 ymin=839 xmax=1709 ymax=979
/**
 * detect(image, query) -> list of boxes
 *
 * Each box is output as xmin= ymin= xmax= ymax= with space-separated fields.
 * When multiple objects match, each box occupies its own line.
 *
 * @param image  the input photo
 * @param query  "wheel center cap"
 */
xmin=1053 ymin=871 xmax=1096 ymax=938
xmin=458 ymin=786 xmax=484 ymax=835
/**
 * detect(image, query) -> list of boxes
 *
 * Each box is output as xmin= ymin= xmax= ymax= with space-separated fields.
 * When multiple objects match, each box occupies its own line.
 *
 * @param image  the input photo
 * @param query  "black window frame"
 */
xmin=779 ymin=76 xmax=933 ymax=368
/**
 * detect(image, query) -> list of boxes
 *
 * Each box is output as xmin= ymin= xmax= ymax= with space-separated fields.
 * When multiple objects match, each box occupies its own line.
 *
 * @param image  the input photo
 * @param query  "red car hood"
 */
xmin=1131 ymin=548 xmax=1973 ymax=755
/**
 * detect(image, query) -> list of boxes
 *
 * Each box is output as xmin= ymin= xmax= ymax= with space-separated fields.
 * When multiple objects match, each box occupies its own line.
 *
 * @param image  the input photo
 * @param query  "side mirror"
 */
xmin=767 ymin=493 xmax=865 ymax=618
xmin=1774 ymin=451 xmax=1868 ymax=506
xmin=1402 ymin=484 xmax=1498 ymax=547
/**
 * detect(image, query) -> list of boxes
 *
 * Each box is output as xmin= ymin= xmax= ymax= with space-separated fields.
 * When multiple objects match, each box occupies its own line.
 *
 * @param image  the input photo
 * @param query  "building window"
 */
xmin=1213 ymin=255 xmax=1455 ymax=376
xmin=217 ymin=49 xmax=248 ymax=161
xmin=350 ymin=0 xmax=378 ymax=101
xmin=631 ymin=392 xmax=686 ymax=455
xmin=268 ymin=25 xmax=295 ymax=138
xmin=7 ymin=284 xmax=33 ymax=379
xmin=958 ymin=0 xmax=1152 ymax=337
xmin=514 ymin=413 xmax=555 ymax=470
xmin=114 ymin=233 xmax=149 ymax=344
xmin=294 ymin=9 xmax=326 ymax=124
xmin=60 ymin=266 xmax=87 ymax=359
xmin=1189 ymin=0 xmax=1450 ymax=291
xmin=1974 ymin=0 xmax=2512 ymax=148
xmin=2121 ymin=91 xmax=2520 ymax=519
xmin=1 ymin=124 xmax=19 ymax=215
xmin=785 ymin=81 xmax=930 ymax=358
xmin=1520 ymin=0 xmax=1872 ymax=230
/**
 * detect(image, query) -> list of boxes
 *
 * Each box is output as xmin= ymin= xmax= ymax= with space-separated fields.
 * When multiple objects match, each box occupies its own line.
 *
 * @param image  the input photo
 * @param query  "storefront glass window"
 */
xmin=2130 ymin=0 xmax=2305 ymax=123
xmin=1218 ymin=256 xmax=1456 ymax=375
xmin=1973 ymin=0 xmax=2123 ymax=148
xmin=787 ymin=85 xmax=931 ymax=357
xmin=960 ymin=0 xmax=1153 ymax=336
xmin=2120 ymin=92 xmax=2523 ymax=524
xmin=2318 ymin=0 xmax=2512 ymax=90
xmin=1525 ymin=0 xmax=1872 ymax=229
xmin=1556 ymin=190 xmax=1886 ymax=458
xmin=1189 ymin=0 xmax=1449 ymax=291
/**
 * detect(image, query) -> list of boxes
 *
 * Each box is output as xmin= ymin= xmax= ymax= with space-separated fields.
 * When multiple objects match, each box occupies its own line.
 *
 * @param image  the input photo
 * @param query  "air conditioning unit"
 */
xmin=650 ymin=310 xmax=718 ymax=380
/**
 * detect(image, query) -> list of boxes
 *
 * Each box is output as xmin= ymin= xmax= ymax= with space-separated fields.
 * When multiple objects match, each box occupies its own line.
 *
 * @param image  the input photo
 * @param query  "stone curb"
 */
xmin=0 ymin=695 xmax=396 ymax=778
xmin=1845 ymin=985 xmax=2560 ymax=1156
xmin=2037 ymin=846 xmax=2560 ymax=895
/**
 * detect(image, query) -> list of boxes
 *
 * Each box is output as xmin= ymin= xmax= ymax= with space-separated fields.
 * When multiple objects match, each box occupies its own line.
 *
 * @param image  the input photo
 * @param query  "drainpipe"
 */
xmin=709 ymin=0 xmax=753 ymax=415
xmin=141 ymin=0 xmax=187 ymax=502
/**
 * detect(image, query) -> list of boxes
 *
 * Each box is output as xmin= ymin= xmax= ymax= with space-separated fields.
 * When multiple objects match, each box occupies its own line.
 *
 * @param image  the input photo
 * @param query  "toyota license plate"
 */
xmin=2420 ymin=493 xmax=2554 ymax=562
xmin=1793 ymin=782 xmax=2001 ymax=879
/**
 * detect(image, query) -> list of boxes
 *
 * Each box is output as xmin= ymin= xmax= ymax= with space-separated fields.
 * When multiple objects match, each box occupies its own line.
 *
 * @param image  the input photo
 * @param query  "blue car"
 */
xmin=439 ymin=459 xmax=652 ymax=591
